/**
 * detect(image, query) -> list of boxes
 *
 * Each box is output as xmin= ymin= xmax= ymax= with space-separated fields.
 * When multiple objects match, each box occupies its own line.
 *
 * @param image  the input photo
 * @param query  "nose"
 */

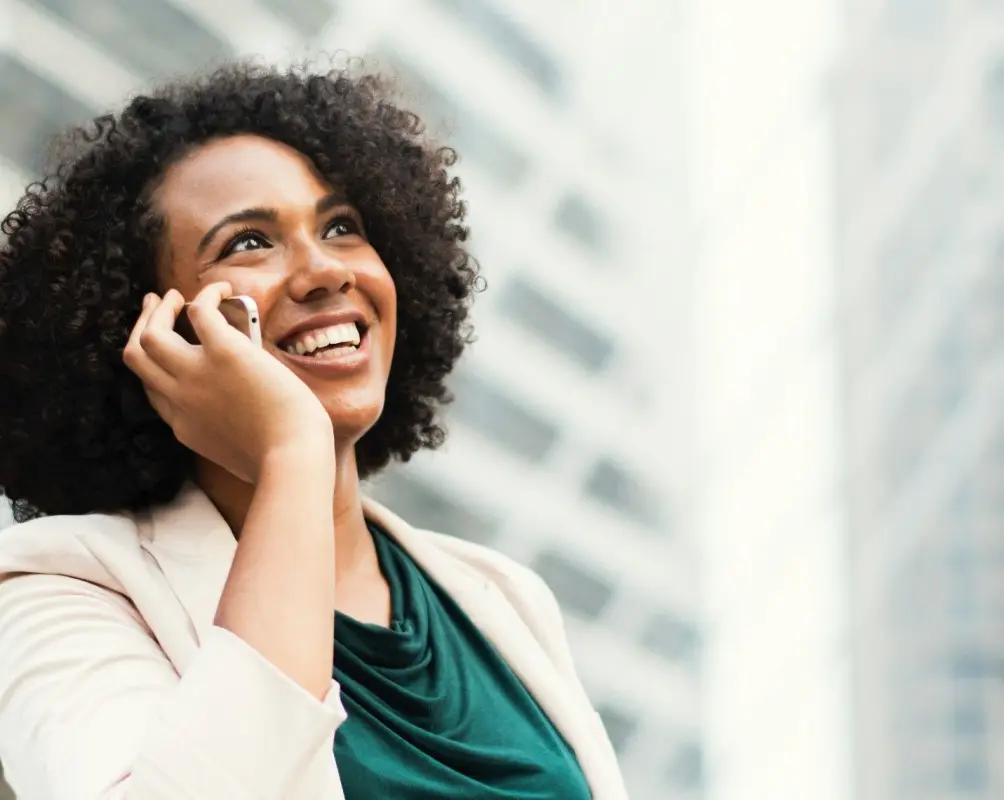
xmin=286 ymin=241 xmax=355 ymax=302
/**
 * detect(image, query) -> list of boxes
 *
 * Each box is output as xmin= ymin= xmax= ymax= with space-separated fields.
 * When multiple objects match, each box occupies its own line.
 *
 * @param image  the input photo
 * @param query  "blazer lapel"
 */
xmin=364 ymin=499 xmax=615 ymax=797
xmin=139 ymin=485 xmax=237 ymax=667
xmin=137 ymin=488 xmax=618 ymax=795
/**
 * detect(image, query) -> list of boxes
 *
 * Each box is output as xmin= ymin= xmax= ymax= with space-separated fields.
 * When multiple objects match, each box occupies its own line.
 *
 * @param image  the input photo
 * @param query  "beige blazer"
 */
xmin=0 ymin=486 xmax=627 ymax=799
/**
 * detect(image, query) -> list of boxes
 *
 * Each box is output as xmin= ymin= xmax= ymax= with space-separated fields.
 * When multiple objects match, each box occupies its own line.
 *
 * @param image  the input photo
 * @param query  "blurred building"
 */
xmin=833 ymin=1 xmax=1004 ymax=798
xmin=0 ymin=1 xmax=698 ymax=797
xmin=683 ymin=1 xmax=854 ymax=799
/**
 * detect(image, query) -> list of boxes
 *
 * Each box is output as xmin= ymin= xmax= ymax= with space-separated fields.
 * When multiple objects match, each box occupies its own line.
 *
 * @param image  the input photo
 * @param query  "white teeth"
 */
xmin=285 ymin=322 xmax=361 ymax=355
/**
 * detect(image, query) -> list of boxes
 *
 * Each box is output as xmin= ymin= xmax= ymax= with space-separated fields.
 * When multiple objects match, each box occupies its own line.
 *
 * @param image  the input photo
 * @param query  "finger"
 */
xmin=192 ymin=281 xmax=233 ymax=307
xmin=188 ymin=283 xmax=253 ymax=350
xmin=144 ymin=288 xmax=186 ymax=335
xmin=136 ymin=289 xmax=198 ymax=375
xmin=123 ymin=340 xmax=175 ymax=395
xmin=126 ymin=293 xmax=160 ymax=351
xmin=124 ymin=293 xmax=164 ymax=372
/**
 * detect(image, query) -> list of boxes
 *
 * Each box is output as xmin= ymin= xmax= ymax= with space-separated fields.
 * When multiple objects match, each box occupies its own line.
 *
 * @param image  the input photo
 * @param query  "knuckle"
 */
xmin=138 ymin=328 xmax=162 ymax=351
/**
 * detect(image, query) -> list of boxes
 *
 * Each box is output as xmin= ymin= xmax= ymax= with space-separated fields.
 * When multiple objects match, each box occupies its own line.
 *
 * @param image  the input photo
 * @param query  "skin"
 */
xmin=123 ymin=135 xmax=397 ymax=696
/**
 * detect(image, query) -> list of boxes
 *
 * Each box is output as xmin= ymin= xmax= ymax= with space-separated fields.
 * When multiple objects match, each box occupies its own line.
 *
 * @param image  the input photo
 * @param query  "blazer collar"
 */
xmin=139 ymin=485 xmax=237 ymax=652
xmin=143 ymin=485 xmax=614 ymax=796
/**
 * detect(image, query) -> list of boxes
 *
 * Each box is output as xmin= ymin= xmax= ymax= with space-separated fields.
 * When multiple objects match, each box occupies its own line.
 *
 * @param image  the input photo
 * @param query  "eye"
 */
xmin=220 ymin=228 xmax=271 ymax=258
xmin=323 ymin=214 xmax=363 ymax=240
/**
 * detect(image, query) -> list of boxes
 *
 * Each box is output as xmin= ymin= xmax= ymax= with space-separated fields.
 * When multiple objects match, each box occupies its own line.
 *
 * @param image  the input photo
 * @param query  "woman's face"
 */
xmin=152 ymin=134 xmax=396 ymax=444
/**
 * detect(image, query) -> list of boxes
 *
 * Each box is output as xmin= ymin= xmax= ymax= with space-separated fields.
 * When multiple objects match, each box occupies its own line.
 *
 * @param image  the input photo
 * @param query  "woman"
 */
xmin=0 ymin=63 xmax=626 ymax=798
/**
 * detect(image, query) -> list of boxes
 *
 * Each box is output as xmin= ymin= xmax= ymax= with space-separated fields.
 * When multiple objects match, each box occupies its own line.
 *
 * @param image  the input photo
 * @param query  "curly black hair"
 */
xmin=0 ymin=60 xmax=479 ymax=522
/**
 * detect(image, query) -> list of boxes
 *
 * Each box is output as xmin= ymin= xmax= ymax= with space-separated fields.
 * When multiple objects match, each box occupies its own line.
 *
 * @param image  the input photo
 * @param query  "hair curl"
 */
xmin=0 ymin=60 xmax=478 ymax=522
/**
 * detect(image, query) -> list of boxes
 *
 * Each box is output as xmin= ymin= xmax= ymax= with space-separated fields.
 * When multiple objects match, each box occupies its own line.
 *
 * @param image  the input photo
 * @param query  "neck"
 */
xmin=195 ymin=443 xmax=377 ymax=583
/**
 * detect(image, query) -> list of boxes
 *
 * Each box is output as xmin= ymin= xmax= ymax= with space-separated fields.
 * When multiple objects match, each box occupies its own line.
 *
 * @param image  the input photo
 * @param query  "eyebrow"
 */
xmin=195 ymin=193 xmax=351 ymax=256
xmin=196 ymin=208 xmax=278 ymax=256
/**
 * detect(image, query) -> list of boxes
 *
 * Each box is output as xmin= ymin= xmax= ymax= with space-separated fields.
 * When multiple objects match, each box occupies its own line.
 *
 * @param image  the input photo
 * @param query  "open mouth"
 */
xmin=279 ymin=321 xmax=367 ymax=357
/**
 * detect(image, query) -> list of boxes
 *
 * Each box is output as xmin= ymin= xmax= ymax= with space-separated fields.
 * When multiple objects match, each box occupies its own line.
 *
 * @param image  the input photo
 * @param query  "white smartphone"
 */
xmin=175 ymin=295 xmax=262 ymax=347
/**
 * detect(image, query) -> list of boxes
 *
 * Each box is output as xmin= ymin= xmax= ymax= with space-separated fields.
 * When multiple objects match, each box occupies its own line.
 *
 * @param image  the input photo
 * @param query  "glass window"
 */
xmin=0 ymin=56 xmax=94 ymax=172
xmin=885 ymin=0 xmax=944 ymax=33
xmin=953 ymin=756 xmax=988 ymax=791
xmin=498 ymin=276 xmax=615 ymax=372
xmin=255 ymin=0 xmax=336 ymax=38
xmin=952 ymin=698 xmax=986 ymax=737
xmin=594 ymin=703 xmax=637 ymax=753
xmin=530 ymin=549 xmax=614 ymax=619
xmin=34 ymin=0 xmax=231 ymax=79
xmin=377 ymin=50 xmax=529 ymax=188
xmin=583 ymin=457 xmax=663 ymax=529
xmin=554 ymin=193 xmax=612 ymax=258
xmin=449 ymin=367 xmax=560 ymax=462
xmin=366 ymin=469 xmax=499 ymax=544
xmin=951 ymin=651 xmax=987 ymax=681
xmin=666 ymin=741 xmax=704 ymax=789
xmin=986 ymin=61 xmax=1004 ymax=133
xmin=640 ymin=612 xmax=699 ymax=664
xmin=431 ymin=0 xmax=562 ymax=98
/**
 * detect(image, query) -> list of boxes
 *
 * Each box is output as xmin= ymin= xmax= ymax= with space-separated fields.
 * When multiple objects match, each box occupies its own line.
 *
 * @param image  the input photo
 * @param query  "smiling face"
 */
xmin=152 ymin=134 xmax=397 ymax=445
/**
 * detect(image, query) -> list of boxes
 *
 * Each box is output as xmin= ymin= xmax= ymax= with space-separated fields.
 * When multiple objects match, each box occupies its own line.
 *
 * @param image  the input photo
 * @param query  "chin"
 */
xmin=322 ymin=395 xmax=385 ymax=445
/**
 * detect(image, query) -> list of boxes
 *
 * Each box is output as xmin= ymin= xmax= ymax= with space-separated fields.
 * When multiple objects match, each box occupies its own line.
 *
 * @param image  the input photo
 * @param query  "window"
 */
xmin=0 ymin=56 xmax=94 ymax=172
xmin=885 ymin=0 xmax=944 ymax=33
xmin=34 ymin=0 xmax=231 ymax=79
xmin=530 ymin=549 xmax=614 ymax=619
xmin=554 ymin=193 xmax=612 ymax=258
xmin=951 ymin=651 xmax=988 ymax=681
xmin=986 ymin=61 xmax=1004 ymax=133
xmin=953 ymin=756 xmax=988 ymax=792
xmin=366 ymin=469 xmax=499 ymax=544
xmin=431 ymin=0 xmax=563 ymax=99
xmin=666 ymin=741 xmax=704 ymax=790
xmin=498 ymin=276 xmax=615 ymax=372
xmin=583 ymin=457 xmax=663 ymax=529
xmin=952 ymin=698 xmax=986 ymax=737
xmin=449 ymin=368 xmax=560 ymax=462
xmin=377 ymin=50 xmax=529 ymax=187
xmin=255 ymin=0 xmax=336 ymax=38
xmin=640 ymin=612 xmax=699 ymax=665
xmin=594 ymin=703 xmax=637 ymax=753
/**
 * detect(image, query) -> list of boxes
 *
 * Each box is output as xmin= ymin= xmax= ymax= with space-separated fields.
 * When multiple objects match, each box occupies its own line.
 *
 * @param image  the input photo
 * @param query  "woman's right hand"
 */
xmin=123 ymin=283 xmax=334 ymax=483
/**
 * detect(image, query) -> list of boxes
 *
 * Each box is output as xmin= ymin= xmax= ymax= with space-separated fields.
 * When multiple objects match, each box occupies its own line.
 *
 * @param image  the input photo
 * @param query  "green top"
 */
xmin=332 ymin=523 xmax=591 ymax=799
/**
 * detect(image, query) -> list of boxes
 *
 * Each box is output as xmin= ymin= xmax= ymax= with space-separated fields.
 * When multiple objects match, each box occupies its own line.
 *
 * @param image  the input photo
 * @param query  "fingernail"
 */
xmin=142 ymin=295 xmax=152 ymax=309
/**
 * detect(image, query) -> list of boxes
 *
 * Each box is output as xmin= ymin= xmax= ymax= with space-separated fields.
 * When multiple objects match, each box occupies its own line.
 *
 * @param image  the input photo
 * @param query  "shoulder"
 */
xmin=423 ymin=530 xmax=554 ymax=605
xmin=364 ymin=495 xmax=557 ymax=612
xmin=0 ymin=509 xmax=144 ymax=592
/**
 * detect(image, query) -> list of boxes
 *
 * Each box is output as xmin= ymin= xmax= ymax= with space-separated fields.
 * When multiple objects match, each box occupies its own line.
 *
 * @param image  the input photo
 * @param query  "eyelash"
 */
xmin=218 ymin=214 xmax=363 ymax=259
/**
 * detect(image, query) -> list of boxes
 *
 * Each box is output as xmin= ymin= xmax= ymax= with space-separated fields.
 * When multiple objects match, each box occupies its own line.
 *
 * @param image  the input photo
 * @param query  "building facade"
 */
xmin=0 ymin=1 xmax=698 ymax=797
xmin=833 ymin=1 xmax=1004 ymax=798
xmin=683 ymin=1 xmax=854 ymax=799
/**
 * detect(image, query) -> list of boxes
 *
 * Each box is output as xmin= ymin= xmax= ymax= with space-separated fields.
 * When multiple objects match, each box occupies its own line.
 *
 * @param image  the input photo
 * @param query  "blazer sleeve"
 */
xmin=0 ymin=572 xmax=346 ymax=799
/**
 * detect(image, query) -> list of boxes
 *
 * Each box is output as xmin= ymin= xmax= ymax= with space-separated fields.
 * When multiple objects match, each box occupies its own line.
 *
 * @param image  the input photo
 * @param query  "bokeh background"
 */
xmin=0 ymin=0 xmax=1002 ymax=799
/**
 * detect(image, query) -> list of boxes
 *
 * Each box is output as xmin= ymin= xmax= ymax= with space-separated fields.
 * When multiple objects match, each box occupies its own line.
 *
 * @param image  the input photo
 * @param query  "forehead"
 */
xmin=154 ymin=134 xmax=333 ymax=224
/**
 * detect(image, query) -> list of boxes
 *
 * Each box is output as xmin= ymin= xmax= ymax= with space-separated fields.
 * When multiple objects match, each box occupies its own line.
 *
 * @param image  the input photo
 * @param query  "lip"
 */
xmin=274 ymin=309 xmax=369 ymax=348
xmin=275 ymin=324 xmax=372 ymax=376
